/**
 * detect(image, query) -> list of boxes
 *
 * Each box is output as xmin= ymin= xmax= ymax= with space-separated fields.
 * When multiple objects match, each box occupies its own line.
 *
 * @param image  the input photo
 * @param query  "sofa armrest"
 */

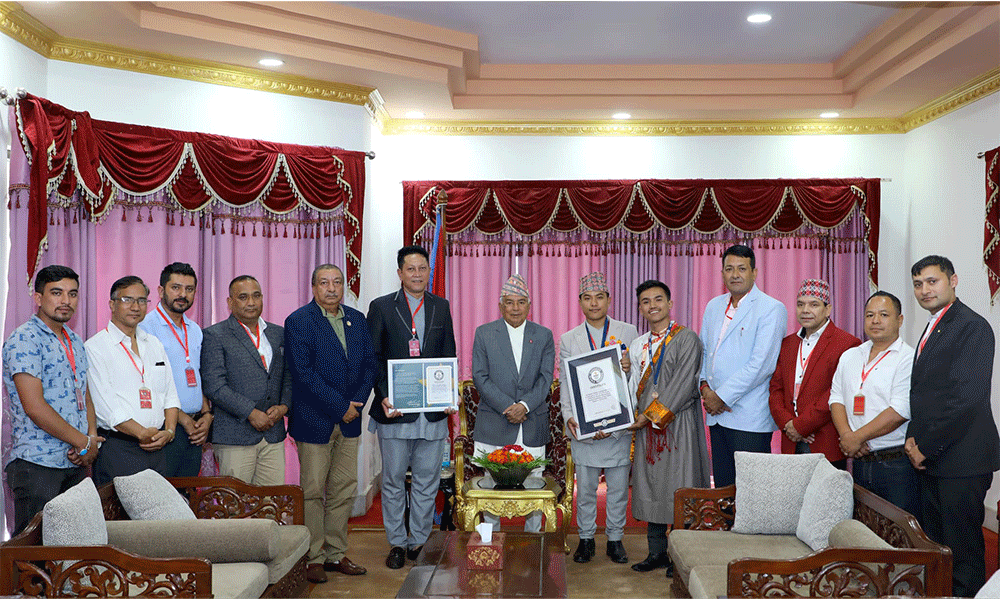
xmin=107 ymin=518 xmax=279 ymax=563
xmin=673 ymin=485 xmax=736 ymax=531
xmin=0 ymin=544 xmax=212 ymax=597
xmin=726 ymin=546 xmax=952 ymax=598
xmin=168 ymin=476 xmax=304 ymax=525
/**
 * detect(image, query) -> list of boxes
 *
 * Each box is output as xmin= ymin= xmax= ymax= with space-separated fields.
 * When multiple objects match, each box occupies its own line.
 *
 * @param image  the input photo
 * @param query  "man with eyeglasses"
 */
xmin=86 ymin=275 xmax=181 ymax=485
xmin=202 ymin=275 xmax=292 ymax=486
xmin=138 ymin=262 xmax=212 ymax=477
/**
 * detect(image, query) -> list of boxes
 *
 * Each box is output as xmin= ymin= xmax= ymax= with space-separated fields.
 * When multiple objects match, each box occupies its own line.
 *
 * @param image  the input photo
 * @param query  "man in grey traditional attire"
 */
xmin=559 ymin=272 xmax=638 ymax=564
xmin=627 ymin=280 xmax=710 ymax=576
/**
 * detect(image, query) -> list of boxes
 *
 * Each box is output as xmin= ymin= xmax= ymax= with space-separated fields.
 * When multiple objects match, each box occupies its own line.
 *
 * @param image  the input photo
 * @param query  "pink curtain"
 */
xmin=3 ymin=111 xmax=347 ymax=520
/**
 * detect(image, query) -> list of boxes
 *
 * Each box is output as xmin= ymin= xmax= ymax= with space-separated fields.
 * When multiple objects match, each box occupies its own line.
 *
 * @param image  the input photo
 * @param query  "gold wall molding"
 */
xmin=0 ymin=1 xmax=52 ymax=57
xmin=900 ymin=67 xmax=1000 ymax=132
xmin=380 ymin=119 xmax=908 ymax=136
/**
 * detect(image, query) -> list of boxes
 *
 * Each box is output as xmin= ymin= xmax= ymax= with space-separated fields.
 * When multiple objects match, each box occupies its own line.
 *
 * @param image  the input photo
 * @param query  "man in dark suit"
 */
xmin=471 ymin=274 xmax=555 ymax=532
xmin=286 ymin=265 xmax=375 ymax=583
xmin=905 ymin=255 xmax=999 ymax=597
xmin=368 ymin=246 xmax=457 ymax=569
xmin=202 ymin=275 xmax=291 ymax=487
xmin=769 ymin=279 xmax=860 ymax=469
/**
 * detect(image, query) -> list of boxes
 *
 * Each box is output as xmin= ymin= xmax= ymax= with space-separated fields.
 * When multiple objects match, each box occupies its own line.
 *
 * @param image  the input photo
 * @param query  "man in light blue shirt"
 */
xmin=3 ymin=265 xmax=101 ymax=536
xmin=139 ymin=262 xmax=212 ymax=477
xmin=699 ymin=244 xmax=786 ymax=488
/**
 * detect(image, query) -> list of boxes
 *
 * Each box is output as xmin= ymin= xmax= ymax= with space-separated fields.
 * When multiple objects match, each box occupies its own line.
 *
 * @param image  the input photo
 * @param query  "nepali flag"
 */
xmin=427 ymin=195 xmax=447 ymax=298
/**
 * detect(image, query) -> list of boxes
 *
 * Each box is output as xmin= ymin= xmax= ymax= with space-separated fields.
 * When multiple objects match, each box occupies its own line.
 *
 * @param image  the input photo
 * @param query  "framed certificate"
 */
xmin=388 ymin=357 xmax=460 ymax=413
xmin=562 ymin=345 xmax=634 ymax=440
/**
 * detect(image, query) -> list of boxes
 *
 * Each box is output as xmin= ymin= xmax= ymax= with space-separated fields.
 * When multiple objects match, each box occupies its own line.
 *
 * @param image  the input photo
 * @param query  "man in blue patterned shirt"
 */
xmin=3 ymin=265 xmax=102 ymax=536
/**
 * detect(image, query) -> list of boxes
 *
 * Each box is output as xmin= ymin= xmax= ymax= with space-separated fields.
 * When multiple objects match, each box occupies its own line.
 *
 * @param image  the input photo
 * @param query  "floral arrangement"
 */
xmin=472 ymin=444 xmax=550 ymax=475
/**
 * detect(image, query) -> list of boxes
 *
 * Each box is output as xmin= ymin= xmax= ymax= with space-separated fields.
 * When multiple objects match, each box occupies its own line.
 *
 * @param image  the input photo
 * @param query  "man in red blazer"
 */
xmin=769 ymin=279 xmax=861 ymax=468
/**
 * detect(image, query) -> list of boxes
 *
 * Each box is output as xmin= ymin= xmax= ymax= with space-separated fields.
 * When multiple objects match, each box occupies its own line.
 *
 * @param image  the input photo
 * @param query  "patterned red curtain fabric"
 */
xmin=985 ymin=146 xmax=1000 ymax=305
xmin=404 ymin=178 xmax=881 ymax=286
xmin=14 ymin=94 xmax=366 ymax=297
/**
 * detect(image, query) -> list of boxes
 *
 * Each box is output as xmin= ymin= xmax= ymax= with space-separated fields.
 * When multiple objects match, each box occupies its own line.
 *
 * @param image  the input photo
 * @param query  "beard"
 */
xmin=49 ymin=309 xmax=73 ymax=323
xmin=166 ymin=297 xmax=191 ymax=313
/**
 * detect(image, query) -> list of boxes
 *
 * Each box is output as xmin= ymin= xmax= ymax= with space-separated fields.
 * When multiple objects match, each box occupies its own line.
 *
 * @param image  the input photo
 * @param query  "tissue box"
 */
xmin=466 ymin=532 xmax=505 ymax=570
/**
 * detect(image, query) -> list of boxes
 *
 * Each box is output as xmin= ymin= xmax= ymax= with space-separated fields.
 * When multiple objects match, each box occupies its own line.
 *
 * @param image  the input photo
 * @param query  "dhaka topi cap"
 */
xmin=798 ymin=278 xmax=830 ymax=304
xmin=579 ymin=272 xmax=609 ymax=296
xmin=500 ymin=274 xmax=530 ymax=300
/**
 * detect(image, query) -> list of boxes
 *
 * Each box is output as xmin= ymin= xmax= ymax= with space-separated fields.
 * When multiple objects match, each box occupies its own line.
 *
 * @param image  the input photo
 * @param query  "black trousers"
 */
xmin=709 ymin=424 xmax=772 ymax=488
xmin=647 ymin=522 xmax=671 ymax=555
xmin=93 ymin=433 xmax=167 ymax=486
xmin=4 ymin=458 xmax=86 ymax=536
xmin=161 ymin=422 xmax=203 ymax=477
xmin=919 ymin=471 xmax=992 ymax=597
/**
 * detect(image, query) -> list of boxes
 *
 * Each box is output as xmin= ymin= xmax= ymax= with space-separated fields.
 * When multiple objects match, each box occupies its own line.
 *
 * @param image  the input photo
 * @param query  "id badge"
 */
xmin=408 ymin=338 xmax=421 ymax=357
xmin=185 ymin=367 xmax=197 ymax=387
xmin=853 ymin=393 xmax=865 ymax=415
xmin=76 ymin=387 xmax=85 ymax=411
xmin=139 ymin=387 xmax=153 ymax=409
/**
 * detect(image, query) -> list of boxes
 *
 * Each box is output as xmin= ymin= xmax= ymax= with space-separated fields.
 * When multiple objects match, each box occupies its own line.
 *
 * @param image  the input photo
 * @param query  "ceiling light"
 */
xmin=258 ymin=58 xmax=284 ymax=67
xmin=405 ymin=111 xmax=425 ymax=119
xmin=820 ymin=112 xmax=840 ymax=118
xmin=612 ymin=112 xmax=631 ymax=120
xmin=747 ymin=13 xmax=772 ymax=24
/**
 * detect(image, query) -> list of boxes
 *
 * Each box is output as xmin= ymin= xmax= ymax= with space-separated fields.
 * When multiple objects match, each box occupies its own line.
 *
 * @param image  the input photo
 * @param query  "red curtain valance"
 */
xmin=404 ymin=178 xmax=881 ymax=286
xmin=14 ymin=94 xmax=366 ymax=297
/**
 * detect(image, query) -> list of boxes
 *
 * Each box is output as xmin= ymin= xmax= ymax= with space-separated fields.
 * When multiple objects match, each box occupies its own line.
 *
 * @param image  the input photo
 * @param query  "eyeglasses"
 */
xmin=114 ymin=296 xmax=149 ymax=306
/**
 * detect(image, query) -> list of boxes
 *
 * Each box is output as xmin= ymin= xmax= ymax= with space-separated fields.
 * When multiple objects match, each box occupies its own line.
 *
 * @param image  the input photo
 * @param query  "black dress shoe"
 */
xmin=406 ymin=545 xmax=423 ymax=561
xmin=573 ymin=538 xmax=596 ymax=563
xmin=606 ymin=540 xmax=628 ymax=564
xmin=386 ymin=546 xmax=406 ymax=569
xmin=631 ymin=552 xmax=671 ymax=572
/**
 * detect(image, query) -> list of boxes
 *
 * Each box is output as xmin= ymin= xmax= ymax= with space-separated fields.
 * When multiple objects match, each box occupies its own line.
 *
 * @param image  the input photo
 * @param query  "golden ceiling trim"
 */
xmin=381 ymin=119 xmax=907 ymax=136
xmin=0 ymin=1 xmax=53 ymax=56
xmin=900 ymin=67 xmax=1000 ymax=132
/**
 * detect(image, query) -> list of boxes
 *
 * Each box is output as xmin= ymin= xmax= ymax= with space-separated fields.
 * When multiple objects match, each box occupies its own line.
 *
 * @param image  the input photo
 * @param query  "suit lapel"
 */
xmin=916 ymin=300 xmax=959 ymax=364
xmin=721 ymin=289 xmax=755 ymax=346
xmin=229 ymin=316 xmax=267 ymax=372
xmin=263 ymin=324 xmax=282 ymax=375
xmin=799 ymin=322 xmax=834 ymax=390
xmin=314 ymin=304 xmax=347 ymax=361
xmin=424 ymin=297 xmax=437 ymax=345
xmin=519 ymin=322 xmax=537 ymax=381
xmin=494 ymin=320 xmax=519 ymax=381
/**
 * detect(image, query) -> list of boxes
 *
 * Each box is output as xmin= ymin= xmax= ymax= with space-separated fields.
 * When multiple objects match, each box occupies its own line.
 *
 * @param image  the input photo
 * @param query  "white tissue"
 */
xmin=476 ymin=522 xmax=493 ymax=544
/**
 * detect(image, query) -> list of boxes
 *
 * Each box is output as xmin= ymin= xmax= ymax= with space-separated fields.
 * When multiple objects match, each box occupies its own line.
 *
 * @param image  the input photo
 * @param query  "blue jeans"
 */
xmin=851 ymin=452 xmax=920 ymax=520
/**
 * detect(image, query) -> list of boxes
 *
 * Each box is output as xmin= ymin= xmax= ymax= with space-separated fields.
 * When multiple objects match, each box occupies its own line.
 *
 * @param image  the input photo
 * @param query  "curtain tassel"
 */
xmin=283 ymin=225 xmax=288 ymax=238
xmin=73 ymin=211 xmax=78 ymax=224
xmin=148 ymin=210 xmax=153 ymax=223
xmin=50 ymin=211 xmax=55 ymax=225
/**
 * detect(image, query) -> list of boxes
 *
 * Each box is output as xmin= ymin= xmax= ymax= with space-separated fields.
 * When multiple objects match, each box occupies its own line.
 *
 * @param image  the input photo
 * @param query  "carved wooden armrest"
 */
xmin=0 ymin=544 xmax=212 ymax=597
xmin=168 ymin=476 xmax=304 ymax=525
xmin=453 ymin=435 xmax=473 ymax=485
xmin=726 ymin=547 xmax=952 ymax=598
xmin=673 ymin=485 xmax=736 ymax=531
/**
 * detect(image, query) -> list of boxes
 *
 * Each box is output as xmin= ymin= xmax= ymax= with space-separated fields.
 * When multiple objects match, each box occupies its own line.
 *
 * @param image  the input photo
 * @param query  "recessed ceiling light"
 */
xmin=820 ymin=112 xmax=840 ymax=118
xmin=258 ymin=58 xmax=284 ymax=67
xmin=612 ymin=112 xmax=631 ymax=120
xmin=405 ymin=111 xmax=425 ymax=119
xmin=747 ymin=13 xmax=772 ymax=24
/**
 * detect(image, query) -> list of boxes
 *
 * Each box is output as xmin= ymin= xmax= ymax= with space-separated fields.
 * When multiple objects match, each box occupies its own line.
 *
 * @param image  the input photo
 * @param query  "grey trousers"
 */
xmin=379 ymin=436 xmax=444 ymax=549
xmin=576 ymin=463 xmax=630 ymax=541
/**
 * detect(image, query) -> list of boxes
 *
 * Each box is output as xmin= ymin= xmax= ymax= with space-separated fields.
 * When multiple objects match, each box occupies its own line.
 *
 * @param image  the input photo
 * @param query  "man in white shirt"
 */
xmin=472 ymin=274 xmax=555 ymax=532
xmin=86 ymin=275 xmax=181 ymax=486
xmin=829 ymin=291 xmax=917 ymax=517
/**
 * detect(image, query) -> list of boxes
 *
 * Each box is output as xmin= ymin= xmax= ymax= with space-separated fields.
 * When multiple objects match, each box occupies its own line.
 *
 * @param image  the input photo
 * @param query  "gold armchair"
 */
xmin=452 ymin=379 xmax=573 ymax=551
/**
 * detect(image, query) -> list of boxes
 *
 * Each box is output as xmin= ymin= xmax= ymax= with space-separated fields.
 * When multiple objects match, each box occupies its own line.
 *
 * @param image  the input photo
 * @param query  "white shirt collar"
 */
xmin=862 ymin=335 xmax=904 ymax=355
xmin=106 ymin=320 xmax=148 ymax=343
xmin=798 ymin=318 xmax=830 ymax=341
xmin=505 ymin=319 xmax=526 ymax=334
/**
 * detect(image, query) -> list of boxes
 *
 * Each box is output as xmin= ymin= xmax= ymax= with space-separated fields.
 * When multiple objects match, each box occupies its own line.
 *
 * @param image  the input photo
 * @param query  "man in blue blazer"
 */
xmin=368 ymin=246 xmax=457 ymax=569
xmin=699 ymin=244 xmax=786 ymax=488
xmin=285 ymin=264 xmax=375 ymax=583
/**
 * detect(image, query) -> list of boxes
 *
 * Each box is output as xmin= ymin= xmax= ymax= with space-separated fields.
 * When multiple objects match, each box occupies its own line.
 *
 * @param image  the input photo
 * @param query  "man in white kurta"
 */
xmin=559 ymin=272 xmax=638 ymax=564
xmin=628 ymin=280 xmax=709 ymax=575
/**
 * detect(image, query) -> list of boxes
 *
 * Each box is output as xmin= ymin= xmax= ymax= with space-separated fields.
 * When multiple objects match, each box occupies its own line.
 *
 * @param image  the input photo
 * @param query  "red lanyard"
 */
xmin=587 ymin=318 xmax=610 ymax=350
xmin=919 ymin=303 xmax=952 ymax=355
xmin=156 ymin=306 xmax=190 ymax=364
xmin=118 ymin=339 xmax=145 ymax=384
xmin=724 ymin=300 xmax=736 ymax=321
xmin=404 ymin=293 xmax=425 ymax=338
xmin=798 ymin=338 xmax=813 ymax=372
xmin=239 ymin=320 xmax=268 ymax=368
xmin=859 ymin=350 xmax=892 ymax=389
xmin=57 ymin=328 xmax=78 ymax=384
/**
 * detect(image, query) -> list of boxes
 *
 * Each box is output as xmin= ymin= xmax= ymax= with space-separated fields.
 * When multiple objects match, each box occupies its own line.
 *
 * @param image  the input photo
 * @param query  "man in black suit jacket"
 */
xmin=905 ymin=255 xmax=999 ymax=597
xmin=202 ymin=275 xmax=291 ymax=486
xmin=368 ymin=245 xmax=457 ymax=569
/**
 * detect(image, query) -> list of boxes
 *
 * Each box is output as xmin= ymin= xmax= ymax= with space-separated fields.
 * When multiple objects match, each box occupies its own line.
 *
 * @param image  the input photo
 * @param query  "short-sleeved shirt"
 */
xmin=139 ymin=304 xmax=204 ymax=414
xmin=2 ymin=315 xmax=89 ymax=469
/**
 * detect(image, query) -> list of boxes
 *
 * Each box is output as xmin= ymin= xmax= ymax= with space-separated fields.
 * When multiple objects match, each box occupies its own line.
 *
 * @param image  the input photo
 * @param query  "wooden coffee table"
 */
xmin=396 ymin=530 xmax=567 ymax=598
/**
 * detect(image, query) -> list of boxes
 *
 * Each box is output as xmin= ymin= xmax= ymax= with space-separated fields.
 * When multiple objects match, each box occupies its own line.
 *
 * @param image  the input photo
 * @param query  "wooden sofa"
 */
xmin=0 ymin=476 xmax=309 ymax=598
xmin=669 ymin=483 xmax=953 ymax=598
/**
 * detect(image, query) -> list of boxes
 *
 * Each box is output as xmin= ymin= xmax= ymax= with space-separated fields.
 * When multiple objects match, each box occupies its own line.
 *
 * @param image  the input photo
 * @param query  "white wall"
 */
xmin=903 ymin=94 xmax=1000 ymax=523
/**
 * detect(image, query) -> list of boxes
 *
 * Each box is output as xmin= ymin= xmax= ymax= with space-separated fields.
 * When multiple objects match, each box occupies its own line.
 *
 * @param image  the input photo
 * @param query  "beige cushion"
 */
xmin=731 ymin=452 xmax=823 ymax=535
xmin=668 ymin=529 xmax=812 ymax=585
xmin=797 ymin=458 xmax=854 ymax=550
xmin=828 ymin=519 xmax=892 ymax=550
xmin=113 ymin=469 xmax=196 ymax=520
xmin=266 ymin=524 xmax=310 ymax=584
xmin=213 ymin=562 xmax=270 ymax=599
xmin=106 ymin=518 xmax=279 ymax=563
xmin=42 ymin=477 xmax=108 ymax=546
xmin=688 ymin=565 xmax=728 ymax=599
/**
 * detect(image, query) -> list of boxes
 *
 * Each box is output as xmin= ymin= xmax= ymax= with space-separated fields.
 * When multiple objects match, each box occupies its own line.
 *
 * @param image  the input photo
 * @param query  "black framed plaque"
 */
xmin=562 ymin=345 xmax=634 ymax=439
